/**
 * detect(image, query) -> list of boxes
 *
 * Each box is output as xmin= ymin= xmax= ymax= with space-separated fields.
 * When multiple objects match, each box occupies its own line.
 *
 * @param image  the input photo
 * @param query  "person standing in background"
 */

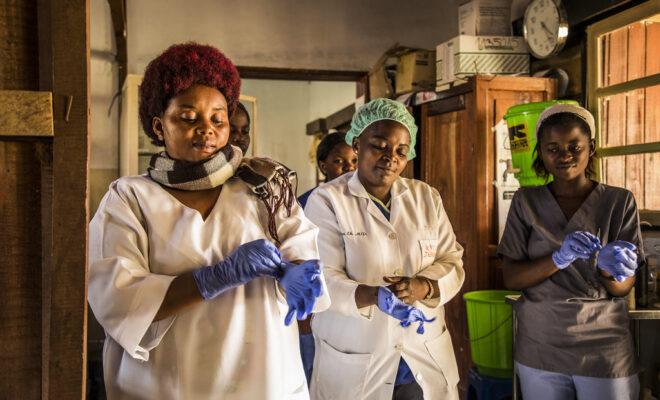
xmin=298 ymin=131 xmax=357 ymax=208
xmin=229 ymin=102 xmax=251 ymax=156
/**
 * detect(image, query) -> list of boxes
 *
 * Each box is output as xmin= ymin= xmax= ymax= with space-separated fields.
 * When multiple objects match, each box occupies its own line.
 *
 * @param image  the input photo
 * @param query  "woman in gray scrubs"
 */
xmin=498 ymin=104 xmax=641 ymax=400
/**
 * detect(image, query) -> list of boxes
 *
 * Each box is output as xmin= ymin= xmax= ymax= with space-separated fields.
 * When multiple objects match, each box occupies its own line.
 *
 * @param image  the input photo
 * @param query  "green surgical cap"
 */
xmin=345 ymin=98 xmax=417 ymax=159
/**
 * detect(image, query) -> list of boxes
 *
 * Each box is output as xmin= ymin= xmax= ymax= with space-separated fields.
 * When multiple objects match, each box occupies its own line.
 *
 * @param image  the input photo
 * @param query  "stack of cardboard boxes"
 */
xmin=369 ymin=46 xmax=436 ymax=99
xmin=436 ymin=0 xmax=530 ymax=91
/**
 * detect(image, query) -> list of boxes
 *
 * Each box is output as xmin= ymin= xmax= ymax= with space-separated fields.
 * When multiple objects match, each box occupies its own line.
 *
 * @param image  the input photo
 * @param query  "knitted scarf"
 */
xmin=148 ymin=145 xmax=296 ymax=244
xmin=147 ymin=145 xmax=242 ymax=191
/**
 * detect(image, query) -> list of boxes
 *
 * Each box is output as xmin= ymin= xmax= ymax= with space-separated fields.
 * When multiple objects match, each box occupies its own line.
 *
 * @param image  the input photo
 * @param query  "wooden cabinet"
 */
xmin=418 ymin=76 xmax=556 ymax=391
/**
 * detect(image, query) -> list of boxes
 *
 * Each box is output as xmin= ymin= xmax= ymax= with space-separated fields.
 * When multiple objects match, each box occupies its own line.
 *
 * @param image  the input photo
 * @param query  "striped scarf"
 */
xmin=148 ymin=145 xmax=297 ymax=244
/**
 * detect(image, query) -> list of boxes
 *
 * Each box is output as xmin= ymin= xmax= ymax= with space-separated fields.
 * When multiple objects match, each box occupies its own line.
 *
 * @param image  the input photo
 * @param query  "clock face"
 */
xmin=524 ymin=0 xmax=568 ymax=58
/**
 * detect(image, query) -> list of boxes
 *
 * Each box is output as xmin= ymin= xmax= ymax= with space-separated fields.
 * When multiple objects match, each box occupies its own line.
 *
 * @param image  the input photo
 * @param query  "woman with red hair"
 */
xmin=88 ymin=43 xmax=329 ymax=399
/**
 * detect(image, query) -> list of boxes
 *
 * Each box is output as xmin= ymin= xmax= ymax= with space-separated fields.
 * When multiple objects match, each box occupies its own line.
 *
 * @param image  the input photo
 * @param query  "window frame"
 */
xmin=586 ymin=0 xmax=660 ymax=223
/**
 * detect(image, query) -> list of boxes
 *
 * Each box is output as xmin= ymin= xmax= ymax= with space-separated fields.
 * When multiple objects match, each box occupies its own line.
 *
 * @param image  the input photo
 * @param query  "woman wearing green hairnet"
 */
xmin=304 ymin=98 xmax=465 ymax=400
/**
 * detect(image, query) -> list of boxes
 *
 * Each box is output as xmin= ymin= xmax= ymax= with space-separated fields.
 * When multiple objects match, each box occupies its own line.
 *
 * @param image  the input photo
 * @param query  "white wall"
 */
xmin=241 ymin=79 xmax=356 ymax=194
xmin=97 ymin=0 xmax=463 ymax=196
xmin=127 ymin=0 xmax=460 ymax=74
xmin=90 ymin=0 xmax=120 ymax=213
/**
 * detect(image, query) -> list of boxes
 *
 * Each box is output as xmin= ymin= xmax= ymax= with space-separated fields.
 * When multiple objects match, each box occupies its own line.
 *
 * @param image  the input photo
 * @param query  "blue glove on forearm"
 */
xmin=377 ymin=287 xmax=436 ymax=334
xmin=552 ymin=231 xmax=602 ymax=269
xmin=279 ymin=260 xmax=323 ymax=326
xmin=597 ymin=240 xmax=638 ymax=282
xmin=192 ymin=239 xmax=283 ymax=300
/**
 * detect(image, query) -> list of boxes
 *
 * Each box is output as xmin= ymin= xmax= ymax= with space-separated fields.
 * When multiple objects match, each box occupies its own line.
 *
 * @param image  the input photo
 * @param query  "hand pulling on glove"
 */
xmin=377 ymin=287 xmax=435 ymax=334
xmin=552 ymin=231 xmax=602 ymax=269
xmin=279 ymin=260 xmax=324 ymax=326
xmin=193 ymin=239 xmax=283 ymax=300
xmin=597 ymin=240 xmax=638 ymax=282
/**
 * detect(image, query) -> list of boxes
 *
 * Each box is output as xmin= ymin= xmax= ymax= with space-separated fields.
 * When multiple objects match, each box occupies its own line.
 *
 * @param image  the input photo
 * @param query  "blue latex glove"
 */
xmin=192 ymin=239 xmax=283 ymax=300
xmin=377 ymin=287 xmax=436 ymax=334
xmin=279 ymin=260 xmax=323 ymax=326
xmin=552 ymin=231 xmax=602 ymax=269
xmin=597 ymin=240 xmax=638 ymax=282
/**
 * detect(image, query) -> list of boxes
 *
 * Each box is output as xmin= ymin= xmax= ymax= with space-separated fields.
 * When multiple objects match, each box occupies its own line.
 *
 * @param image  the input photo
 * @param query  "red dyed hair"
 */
xmin=139 ymin=42 xmax=241 ymax=146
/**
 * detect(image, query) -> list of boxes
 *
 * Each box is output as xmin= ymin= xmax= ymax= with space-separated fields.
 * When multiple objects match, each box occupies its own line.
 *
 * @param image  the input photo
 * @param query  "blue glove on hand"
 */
xmin=377 ymin=287 xmax=436 ymax=334
xmin=552 ymin=231 xmax=602 ymax=269
xmin=597 ymin=240 xmax=638 ymax=282
xmin=279 ymin=260 xmax=323 ymax=326
xmin=192 ymin=239 xmax=283 ymax=300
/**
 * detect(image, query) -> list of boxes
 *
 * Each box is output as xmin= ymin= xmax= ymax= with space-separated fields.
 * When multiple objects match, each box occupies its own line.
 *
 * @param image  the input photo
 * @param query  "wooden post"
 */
xmin=47 ymin=0 xmax=90 ymax=398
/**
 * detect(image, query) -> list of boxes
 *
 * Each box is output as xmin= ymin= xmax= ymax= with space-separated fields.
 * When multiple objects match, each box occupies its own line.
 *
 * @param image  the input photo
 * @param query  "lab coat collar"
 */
xmin=347 ymin=171 xmax=409 ymax=201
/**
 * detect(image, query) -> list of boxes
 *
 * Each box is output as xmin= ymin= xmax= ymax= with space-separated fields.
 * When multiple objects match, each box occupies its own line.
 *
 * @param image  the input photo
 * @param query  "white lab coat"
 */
xmin=304 ymin=172 xmax=464 ymax=400
xmin=88 ymin=175 xmax=330 ymax=400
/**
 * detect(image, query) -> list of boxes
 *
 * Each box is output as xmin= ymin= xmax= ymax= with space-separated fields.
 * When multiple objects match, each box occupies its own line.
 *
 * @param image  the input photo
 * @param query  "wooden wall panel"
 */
xmin=645 ymin=85 xmax=660 ymax=210
xmin=627 ymin=89 xmax=645 ymax=207
xmin=0 ymin=142 xmax=44 ymax=398
xmin=628 ymin=22 xmax=647 ymax=80
xmin=0 ymin=0 xmax=39 ymax=90
xmin=0 ymin=0 xmax=45 ymax=397
xmin=646 ymin=22 xmax=660 ymax=76
xmin=599 ymin=19 xmax=660 ymax=209
xmin=0 ymin=90 xmax=54 ymax=136
xmin=607 ymin=27 xmax=629 ymax=86
xmin=601 ymin=34 xmax=610 ymax=88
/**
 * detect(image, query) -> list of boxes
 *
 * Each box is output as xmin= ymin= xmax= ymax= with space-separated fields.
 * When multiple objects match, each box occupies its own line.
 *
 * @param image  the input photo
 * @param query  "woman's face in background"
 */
xmin=319 ymin=143 xmax=357 ymax=181
xmin=152 ymin=85 xmax=230 ymax=163
xmin=229 ymin=108 xmax=251 ymax=155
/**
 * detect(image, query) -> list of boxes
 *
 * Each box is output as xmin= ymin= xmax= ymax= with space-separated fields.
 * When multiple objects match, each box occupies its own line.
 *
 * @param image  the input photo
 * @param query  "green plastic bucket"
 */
xmin=503 ymin=100 xmax=578 ymax=187
xmin=463 ymin=290 xmax=520 ymax=378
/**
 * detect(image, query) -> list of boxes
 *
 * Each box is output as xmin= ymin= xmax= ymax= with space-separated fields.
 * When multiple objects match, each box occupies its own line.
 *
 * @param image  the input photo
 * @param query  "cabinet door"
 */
xmin=422 ymin=111 xmax=464 ymax=223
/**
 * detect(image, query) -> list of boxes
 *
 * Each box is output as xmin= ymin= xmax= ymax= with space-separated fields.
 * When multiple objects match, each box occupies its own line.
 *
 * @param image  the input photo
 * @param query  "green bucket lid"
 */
xmin=504 ymin=99 xmax=579 ymax=120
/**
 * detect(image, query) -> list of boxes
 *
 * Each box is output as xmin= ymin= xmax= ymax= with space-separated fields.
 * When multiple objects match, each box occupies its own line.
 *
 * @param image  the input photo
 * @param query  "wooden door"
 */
xmin=0 ymin=1 xmax=90 ymax=398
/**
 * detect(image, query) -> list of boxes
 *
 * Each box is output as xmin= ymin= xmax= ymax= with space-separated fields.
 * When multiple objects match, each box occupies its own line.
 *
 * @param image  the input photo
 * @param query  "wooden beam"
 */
xmin=48 ymin=0 xmax=90 ymax=398
xmin=325 ymin=103 xmax=356 ymax=130
xmin=237 ymin=66 xmax=367 ymax=82
xmin=306 ymin=118 xmax=327 ymax=136
xmin=0 ymin=90 xmax=53 ymax=137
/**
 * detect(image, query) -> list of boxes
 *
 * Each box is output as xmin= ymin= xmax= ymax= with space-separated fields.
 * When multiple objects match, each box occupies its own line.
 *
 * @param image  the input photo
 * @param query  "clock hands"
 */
xmin=540 ymin=21 xmax=555 ymax=40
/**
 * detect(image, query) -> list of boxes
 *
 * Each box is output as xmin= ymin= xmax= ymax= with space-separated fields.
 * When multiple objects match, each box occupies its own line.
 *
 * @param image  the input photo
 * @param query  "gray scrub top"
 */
xmin=497 ymin=183 xmax=642 ymax=378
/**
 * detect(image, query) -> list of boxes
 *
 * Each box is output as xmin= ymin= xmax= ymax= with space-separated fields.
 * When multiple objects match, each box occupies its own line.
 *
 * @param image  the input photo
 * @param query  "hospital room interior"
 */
xmin=2 ymin=0 xmax=660 ymax=399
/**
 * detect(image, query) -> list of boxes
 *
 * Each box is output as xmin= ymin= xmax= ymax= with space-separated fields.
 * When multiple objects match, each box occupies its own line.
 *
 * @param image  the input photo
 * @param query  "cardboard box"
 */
xmin=459 ymin=0 xmax=512 ymax=36
xmin=435 ymin=35 xmax=529 ymax=89
xmin=368 ymin=45 xmax=406 ymax=99
xmin=395 ymin=50 xmax=436 ymax=94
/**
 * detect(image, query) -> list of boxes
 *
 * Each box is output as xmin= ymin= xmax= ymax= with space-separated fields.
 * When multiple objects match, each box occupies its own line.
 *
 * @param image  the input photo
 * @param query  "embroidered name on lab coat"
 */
xmin=420 ymin=240 xmax=436 ymax=258
xmin=342 ymin=231 xmax=367 ymax=236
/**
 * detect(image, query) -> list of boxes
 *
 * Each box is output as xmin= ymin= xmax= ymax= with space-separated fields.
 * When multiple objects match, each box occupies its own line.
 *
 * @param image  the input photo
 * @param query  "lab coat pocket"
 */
xmin=314 ymin=338 xmax=372 ymax=400
xmin=424 ymin=327 xmax=460 ymax=388
xmin=418 ymin=239 xmax=439 ymax=267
